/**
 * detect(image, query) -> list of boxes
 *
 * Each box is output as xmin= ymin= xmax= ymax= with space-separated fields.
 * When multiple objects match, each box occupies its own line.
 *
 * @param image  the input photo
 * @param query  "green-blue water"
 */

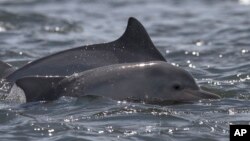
xmin=1 ymin=0 xmax=250 ymax=140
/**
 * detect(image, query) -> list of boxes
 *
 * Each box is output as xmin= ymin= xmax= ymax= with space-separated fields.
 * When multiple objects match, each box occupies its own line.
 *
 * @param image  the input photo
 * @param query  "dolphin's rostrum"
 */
xmin=0 ymin=17 xmax=220 ymax=104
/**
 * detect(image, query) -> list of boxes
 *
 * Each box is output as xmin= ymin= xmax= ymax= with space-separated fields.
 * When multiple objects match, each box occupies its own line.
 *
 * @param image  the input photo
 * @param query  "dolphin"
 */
xmin=15 ymin=61 xmax=220 ymax=104
xmin=1 ymin=17 xmax=165 ymax=82
xmin=0 ymin=17 xmax=220 ymax=104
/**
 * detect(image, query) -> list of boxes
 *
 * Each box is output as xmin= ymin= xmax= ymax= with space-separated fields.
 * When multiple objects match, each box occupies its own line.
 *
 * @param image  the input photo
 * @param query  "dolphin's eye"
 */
xmin=172 ymin=83 xmax=182 ymax=90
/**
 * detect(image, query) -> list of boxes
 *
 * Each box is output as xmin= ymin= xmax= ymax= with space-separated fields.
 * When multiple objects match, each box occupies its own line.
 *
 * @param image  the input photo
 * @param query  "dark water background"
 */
xmin=1 ymin=0 xmax=250 ymax=140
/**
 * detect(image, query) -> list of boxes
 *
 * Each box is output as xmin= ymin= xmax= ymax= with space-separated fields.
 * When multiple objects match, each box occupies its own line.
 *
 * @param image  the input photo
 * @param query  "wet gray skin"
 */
xmin=50 ymin=61 xmax=220 ymax=104
xmin=15 ymin=61 xmax=220 ymax=104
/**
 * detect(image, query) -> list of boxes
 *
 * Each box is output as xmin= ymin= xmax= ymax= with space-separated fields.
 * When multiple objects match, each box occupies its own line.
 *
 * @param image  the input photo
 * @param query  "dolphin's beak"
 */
xmin=186 ymin=89 xmax=220 ymax=100
xmin=175 ymin=89 xmax=221 ymax=102
xmin=198 ymin=89 xmax=221 ymax=99
xmin=144 ymin=89 xmax=220 ymax=105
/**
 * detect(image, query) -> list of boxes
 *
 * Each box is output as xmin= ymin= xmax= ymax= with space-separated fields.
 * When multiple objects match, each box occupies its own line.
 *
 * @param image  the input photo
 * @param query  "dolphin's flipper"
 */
xmin=16 ymin=76 xmax=65 ymax=102
xmin=6 ymin=17 xmax=166 ymax=82
xmin=0 ymin=61 xmax=15 ymax=79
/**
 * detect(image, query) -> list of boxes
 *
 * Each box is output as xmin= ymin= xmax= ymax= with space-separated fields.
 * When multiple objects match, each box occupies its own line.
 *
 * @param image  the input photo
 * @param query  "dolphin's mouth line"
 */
xmin=123 ymin=95 xmax=200 ymax=106
xmin=184 ymin=89 xmax=221 ymax=100
xmin=124 ymin=97 xmax=193 ymax=105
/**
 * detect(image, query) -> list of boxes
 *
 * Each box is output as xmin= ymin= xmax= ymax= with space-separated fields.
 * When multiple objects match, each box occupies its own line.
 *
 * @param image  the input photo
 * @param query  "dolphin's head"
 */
xmin=144 ymin=62 xmax=220 ymax=104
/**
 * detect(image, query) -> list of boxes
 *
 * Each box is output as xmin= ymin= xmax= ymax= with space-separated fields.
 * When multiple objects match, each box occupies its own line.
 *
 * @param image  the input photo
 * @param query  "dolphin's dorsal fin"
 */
xmin=6 ymin=17 xmax=166 ymax=82
xmin=16 ymin=76 xmax=65 ymax=102
xmin=0 ymin=61 xmax=15 ymax=79
xmin=118 ymin=17 xmax=164 ymax=59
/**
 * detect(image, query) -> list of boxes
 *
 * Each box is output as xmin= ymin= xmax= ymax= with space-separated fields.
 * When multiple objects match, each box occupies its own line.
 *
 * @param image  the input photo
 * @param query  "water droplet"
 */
xmin=241 ymin=49 xmax=248 ymax=54
xmin=183 ymin=128 xmax=190 ymax=131
xmin=195 ymin=41 xmax=204 ymax=46
xmin=188 ymin=64 xmax=196 ymax=68
xmin=191 ymin=51 xmax=200 ymax=56
xmin=98 ymin=130 xmax=104 ymax=134
xmin=64 ymin=119 xmax=70 ymax=122
xmin=211 ymin=127 xmax=215 ymax=132
xmin=171 ymin=63 xmax=179 ymax=67
xmin=168 ymin=129 xmax=173 ymax=134
xmin=48 ymin=129 xmax=54 ymax=133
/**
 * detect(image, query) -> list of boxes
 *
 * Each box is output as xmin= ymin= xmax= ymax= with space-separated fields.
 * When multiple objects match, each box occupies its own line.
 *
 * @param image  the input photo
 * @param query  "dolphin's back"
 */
xmin=6 ymin=18 xmax=165 ymax=82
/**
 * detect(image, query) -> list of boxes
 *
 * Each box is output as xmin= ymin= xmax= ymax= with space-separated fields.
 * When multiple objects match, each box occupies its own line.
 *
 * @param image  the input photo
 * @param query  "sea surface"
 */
xmin=0 ymin=0 xmax=250 ymax=140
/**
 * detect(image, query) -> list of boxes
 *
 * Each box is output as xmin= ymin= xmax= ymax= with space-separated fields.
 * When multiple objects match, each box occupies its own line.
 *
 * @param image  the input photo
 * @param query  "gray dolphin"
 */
xmin=1 ymin=17 xmax=165 ymax=82
xmin=15 ymin=61 xmax=220 ymax=104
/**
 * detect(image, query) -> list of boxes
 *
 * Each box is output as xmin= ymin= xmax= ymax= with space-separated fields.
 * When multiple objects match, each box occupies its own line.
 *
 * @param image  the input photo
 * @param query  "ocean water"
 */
xmin=0 ymin=0 xmax=250 ymax=140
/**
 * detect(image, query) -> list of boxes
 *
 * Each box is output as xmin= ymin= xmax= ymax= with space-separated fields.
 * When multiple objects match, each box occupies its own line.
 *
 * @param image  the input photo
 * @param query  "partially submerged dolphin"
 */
xmin=0 ymin=17 xmax=220 ymax=104
xmin=15 ymin=61 xmax=219 ymax=104
xmin=1 ymin=17 xmax=165 ymax=82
